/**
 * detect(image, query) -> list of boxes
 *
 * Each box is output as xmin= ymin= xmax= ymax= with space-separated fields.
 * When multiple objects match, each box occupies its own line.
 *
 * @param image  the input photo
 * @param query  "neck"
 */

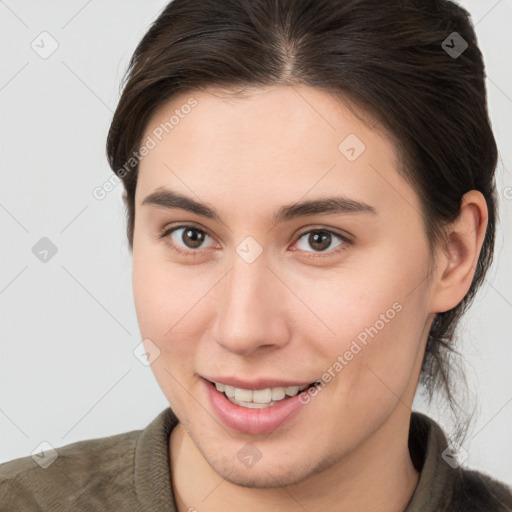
xmin=170 ymin=405 xmax=420 ymax=512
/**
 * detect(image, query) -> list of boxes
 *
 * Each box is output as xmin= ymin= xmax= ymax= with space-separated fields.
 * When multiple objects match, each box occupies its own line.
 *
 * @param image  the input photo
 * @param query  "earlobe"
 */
xmin=430 ymin=190 xmax=488 ymax=314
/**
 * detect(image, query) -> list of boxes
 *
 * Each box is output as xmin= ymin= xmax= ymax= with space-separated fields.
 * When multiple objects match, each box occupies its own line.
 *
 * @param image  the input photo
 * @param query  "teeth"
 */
xmin=271 ymin=387 xmax=286 ymax=400
xmin=213 ymin=381 xmax=310 ymax=407
xmin=252 ymin=388 xmax=272 ymax=403
xmin=224 ymin=385 xmax=236 ymax=398
xmin=285 ymin=386 xmax=300 ymax=396
xmin=227 ymin=397 xmax=273 ymax=408
xmin=234 ymin=388 xmax=252 ymax=402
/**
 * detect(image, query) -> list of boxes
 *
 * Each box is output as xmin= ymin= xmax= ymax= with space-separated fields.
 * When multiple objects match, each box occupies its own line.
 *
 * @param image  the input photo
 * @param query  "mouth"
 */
xmin=203 ymin=377 xmax=322 ymax=435
xmin=206 ymin=379 xmax=321 ymax=409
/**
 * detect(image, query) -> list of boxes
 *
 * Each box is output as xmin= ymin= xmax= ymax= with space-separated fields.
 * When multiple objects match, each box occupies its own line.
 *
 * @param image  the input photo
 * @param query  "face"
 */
xmin=132 ymin=85 xmax=436 ymax=488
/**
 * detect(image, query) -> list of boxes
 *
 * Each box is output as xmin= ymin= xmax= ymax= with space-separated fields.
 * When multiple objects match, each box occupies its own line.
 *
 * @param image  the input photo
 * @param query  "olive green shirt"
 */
xmin=1 ymin=408 xmax=511 ymax=511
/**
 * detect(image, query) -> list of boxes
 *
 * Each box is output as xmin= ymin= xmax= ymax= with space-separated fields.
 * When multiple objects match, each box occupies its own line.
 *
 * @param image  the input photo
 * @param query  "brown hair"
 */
xmin=106 ymin=0 xmax=497 ymax=434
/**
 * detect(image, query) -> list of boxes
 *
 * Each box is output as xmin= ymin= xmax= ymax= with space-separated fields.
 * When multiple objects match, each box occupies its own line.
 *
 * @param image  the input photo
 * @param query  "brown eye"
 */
xmin=308 ymin=231 xmax=332 ymax=251
xmin=295 ymin=229 xmax=345 ymax=254
xmin=180 ymin=227 xmax=206 ymax=249
xmin=159 ymin=225 xmax=214 ymax=253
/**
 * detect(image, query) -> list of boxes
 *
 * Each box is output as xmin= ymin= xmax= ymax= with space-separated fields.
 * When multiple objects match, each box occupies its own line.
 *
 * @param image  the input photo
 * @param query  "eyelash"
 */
xmin=157 ymin=224 xmax=352 ymax=259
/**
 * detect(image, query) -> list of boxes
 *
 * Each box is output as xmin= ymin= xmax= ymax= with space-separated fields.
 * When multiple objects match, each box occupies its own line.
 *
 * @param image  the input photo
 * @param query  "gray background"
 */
xmin=1 ymin=0 xmax=511 ymax=485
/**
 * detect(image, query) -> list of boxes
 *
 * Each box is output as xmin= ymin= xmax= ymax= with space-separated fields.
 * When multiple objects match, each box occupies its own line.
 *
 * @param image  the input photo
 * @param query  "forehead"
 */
xmin=142 ymin=85 xmax=378 ymax=156
xmin=136 ymin=85 xmax=421 ymax=223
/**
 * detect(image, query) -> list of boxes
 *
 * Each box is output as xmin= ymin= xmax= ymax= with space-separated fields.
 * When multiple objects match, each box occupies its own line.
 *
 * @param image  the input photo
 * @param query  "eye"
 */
xmin=158 ymin=224 xmax=217 ymax=255
xmin=292 ymin=229 xmax=350 ymax=257
xmin=158 ymin=224 xmax=351 ymax=259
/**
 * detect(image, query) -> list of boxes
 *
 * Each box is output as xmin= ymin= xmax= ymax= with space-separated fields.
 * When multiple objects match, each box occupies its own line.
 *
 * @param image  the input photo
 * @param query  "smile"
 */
xmin=212 ymin=381 xmax=313 ymax=408
xmin=203 ymin=378 xmax=321 ymax=434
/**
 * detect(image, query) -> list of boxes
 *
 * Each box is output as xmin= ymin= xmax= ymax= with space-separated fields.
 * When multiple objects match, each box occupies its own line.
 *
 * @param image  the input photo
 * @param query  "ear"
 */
xmin=429 ymin=190 xmax=489 ymax=314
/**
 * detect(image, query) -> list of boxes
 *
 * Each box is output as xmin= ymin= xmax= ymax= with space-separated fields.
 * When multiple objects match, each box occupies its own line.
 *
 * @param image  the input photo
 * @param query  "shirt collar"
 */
xmin=134 ymin=407 xmax=179 ymax=512
xmin=404 ymin=411 xmax=460 ymax=511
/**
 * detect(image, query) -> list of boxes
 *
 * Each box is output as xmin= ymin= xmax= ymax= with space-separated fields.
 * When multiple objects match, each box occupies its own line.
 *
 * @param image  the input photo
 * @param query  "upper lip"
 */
xmin=202 ymin=375 xmax=315 ymax=390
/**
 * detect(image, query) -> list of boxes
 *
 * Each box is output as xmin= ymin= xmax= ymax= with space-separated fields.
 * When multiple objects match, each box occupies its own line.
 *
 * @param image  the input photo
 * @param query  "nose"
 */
xmin=210 ymin=254 xmax=291 ymax=356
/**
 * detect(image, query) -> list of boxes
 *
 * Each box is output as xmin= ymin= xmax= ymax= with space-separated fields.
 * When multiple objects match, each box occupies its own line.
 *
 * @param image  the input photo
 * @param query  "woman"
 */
xmin=1 ymin=0 xmax=511 ymax=510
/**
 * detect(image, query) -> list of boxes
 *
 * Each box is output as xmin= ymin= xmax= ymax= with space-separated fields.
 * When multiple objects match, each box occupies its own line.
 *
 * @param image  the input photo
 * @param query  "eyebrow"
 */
xmin=141 ymin=187 xmax=377 ymax=224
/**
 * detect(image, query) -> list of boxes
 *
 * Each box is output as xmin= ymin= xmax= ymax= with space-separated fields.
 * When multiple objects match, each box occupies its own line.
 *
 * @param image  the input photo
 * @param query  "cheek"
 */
xmin=132 ymin=261 xmax=169 ymax=341
xmin=281 ymin=240 xmax=430 ymax=346
xmin=324 ymin=288 xmax=430 ymax=428
xmin=328 ymin=302 xmax=427 ymax=442
xmin=132 ymin=245 xmax=219 ymax=361
xmin=293 ymin=244 xmax=430 ymax=401
xmin=132 ymin=250 xmax=203 ymax=409
xmin=132 ymin=240 xmax=176 ymax=346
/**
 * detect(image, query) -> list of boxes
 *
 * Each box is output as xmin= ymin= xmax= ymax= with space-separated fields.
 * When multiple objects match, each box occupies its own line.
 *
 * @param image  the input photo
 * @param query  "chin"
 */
xmin=197 ymin=438 xmax=331 ymax=490
xmin=217 ymin=461 xmax=314 ymax=489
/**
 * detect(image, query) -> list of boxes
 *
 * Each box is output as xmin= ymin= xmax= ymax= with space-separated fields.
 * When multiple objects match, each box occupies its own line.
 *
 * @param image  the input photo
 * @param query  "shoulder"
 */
xmin=0 ymin=428 xmax=141 ymax=511
xmin=451 ymin=467 xmax=512 ymax=511
xmin=407 ymin=412 xmax=512 ymax=512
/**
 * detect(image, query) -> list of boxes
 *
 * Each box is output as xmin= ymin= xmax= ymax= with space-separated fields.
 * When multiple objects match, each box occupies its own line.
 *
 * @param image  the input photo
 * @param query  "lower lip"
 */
xmin=204 ymin=379 xmax=309 ymax=435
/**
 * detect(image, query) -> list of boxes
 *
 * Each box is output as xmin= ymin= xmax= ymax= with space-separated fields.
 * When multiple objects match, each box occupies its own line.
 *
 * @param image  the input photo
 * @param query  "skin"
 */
xmin=131 ymin=85 xmax=488 ymax=511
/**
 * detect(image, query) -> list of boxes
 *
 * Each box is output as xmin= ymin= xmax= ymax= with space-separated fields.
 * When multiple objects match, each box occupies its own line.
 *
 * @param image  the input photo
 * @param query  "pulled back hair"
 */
xmin=106 ymin=0 xmax=498 ymax=437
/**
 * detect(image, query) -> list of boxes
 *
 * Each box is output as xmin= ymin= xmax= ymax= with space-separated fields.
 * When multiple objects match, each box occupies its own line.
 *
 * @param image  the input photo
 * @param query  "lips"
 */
xmin=203 ymin=377 xmax=316 ymax=434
